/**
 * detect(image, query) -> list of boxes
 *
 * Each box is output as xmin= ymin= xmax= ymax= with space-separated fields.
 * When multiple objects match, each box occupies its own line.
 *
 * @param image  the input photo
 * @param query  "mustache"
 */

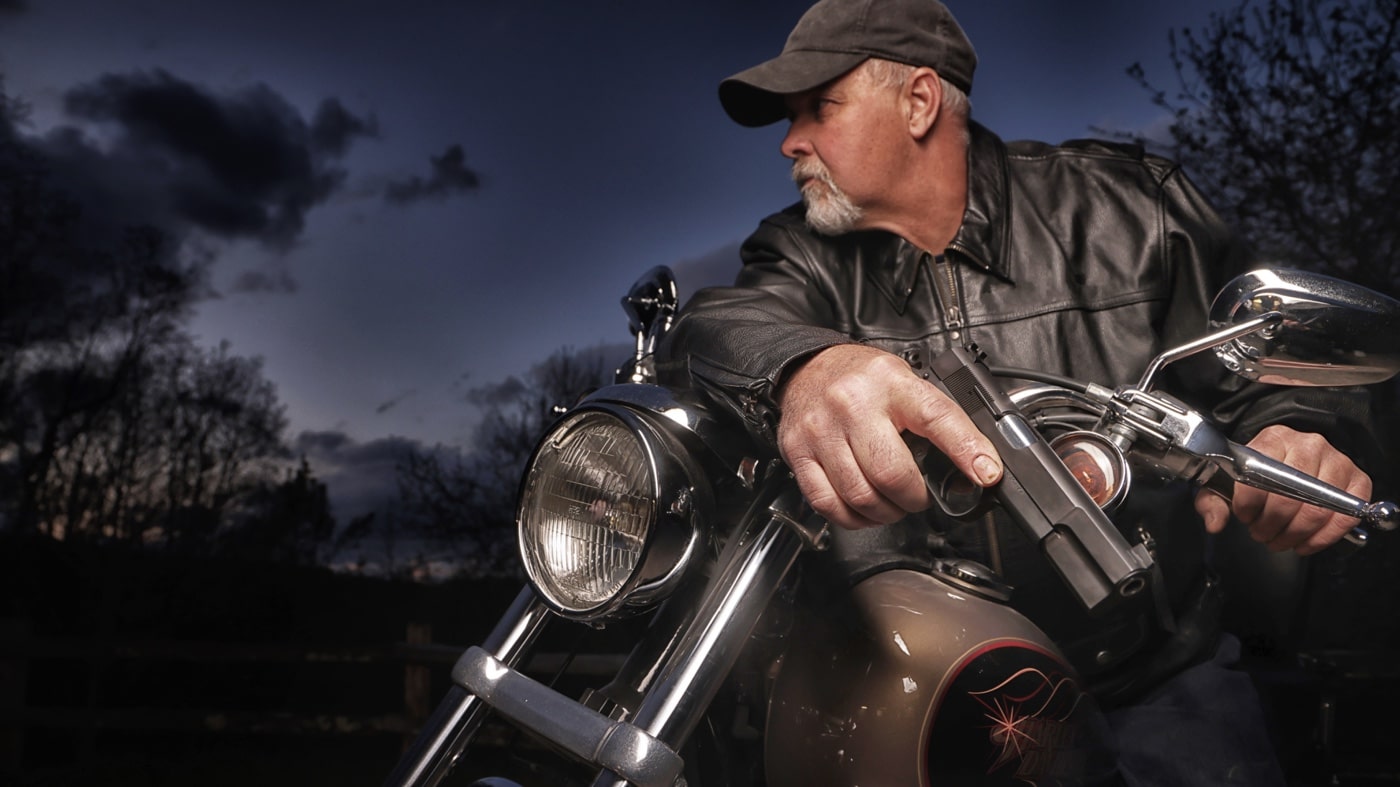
xmin=791 ymin=157 xmax=834 ymax=187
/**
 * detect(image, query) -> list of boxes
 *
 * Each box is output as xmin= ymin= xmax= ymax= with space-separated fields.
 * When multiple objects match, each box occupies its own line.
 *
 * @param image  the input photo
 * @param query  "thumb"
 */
xmin=1194 ymin=488 xmax=1231 ymax=534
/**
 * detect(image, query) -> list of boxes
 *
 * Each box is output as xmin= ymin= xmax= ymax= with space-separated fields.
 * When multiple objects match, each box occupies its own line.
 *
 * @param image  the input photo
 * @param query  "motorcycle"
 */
xmin=383 ymin=266 xmax=1399 ymax=787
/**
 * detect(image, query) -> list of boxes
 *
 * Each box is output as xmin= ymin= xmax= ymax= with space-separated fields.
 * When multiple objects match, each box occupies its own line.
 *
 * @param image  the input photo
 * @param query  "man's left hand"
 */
xmin=1194 ymin=424 xmax=1372 ymax=555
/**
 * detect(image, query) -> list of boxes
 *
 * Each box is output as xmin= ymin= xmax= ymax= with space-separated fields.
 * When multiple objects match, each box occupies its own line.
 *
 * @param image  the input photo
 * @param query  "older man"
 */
xmin=659 ymin=0 xmax=1380 ymax=783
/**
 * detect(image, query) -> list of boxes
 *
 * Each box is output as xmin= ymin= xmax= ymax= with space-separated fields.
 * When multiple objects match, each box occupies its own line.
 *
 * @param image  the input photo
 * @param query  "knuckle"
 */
xmin=1293 ymin=431 xmax=1328 ymax=451
xmin=864 ymin=351 xmax=912 ymax=376
xmin=824 ymin=376 xmax=866 ymax=410
xmin=1293 ymin=504 xmax=1332 ymax=530
xmin=915 ymin=395 xmax=971 ymax=440
xmin=867 ymin=461 xmax=918 ymax=493
xmin=782 ymin=449 xmax=819 ymax=476
xmin=1351 ymin=474 xmax=1373 ymax=499
xmin=845 ymin=484 xmax=883 ymax=512
xmin=806 ymin=493 xmax=842 ymax=521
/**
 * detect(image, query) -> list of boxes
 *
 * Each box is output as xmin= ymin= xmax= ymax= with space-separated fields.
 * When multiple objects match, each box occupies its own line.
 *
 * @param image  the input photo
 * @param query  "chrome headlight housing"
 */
xmin=517 ymin=403 xmax=703 ymax=620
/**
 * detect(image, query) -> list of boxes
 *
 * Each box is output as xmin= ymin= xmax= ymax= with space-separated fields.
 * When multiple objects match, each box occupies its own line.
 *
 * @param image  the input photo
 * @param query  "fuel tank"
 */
xmin=764 ymin=564 xmax=1105 ymax=786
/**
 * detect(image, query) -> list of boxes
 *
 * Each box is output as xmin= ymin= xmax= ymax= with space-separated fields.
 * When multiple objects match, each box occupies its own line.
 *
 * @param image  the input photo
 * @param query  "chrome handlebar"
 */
xmin=1008 ymin=382 xmax=1397 ymax=550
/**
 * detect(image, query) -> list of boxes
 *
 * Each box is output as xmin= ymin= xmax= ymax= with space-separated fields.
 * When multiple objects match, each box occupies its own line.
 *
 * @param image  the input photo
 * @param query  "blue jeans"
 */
xmin=1103 ymin=634 xmax=1286 ymax=786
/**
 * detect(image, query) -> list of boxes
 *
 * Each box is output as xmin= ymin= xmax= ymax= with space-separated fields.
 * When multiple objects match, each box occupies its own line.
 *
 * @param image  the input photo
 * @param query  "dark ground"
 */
xmin=2 ymin=525 xmax=1397 ymax=786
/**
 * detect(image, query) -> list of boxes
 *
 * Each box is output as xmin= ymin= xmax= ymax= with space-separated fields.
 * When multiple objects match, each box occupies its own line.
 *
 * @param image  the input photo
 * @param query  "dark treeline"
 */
xmin=391 ymin=346 xmax=617 ymax=577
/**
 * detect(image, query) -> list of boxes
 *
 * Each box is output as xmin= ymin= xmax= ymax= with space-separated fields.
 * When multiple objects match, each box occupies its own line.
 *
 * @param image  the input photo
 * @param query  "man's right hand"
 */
xmin=776 ymin=344 xmax=1004 ymax=530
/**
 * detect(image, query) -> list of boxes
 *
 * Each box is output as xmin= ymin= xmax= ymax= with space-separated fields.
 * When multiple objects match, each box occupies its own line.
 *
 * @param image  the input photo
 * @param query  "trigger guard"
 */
xmin=926 ymin=466 xmax=987 ymax=520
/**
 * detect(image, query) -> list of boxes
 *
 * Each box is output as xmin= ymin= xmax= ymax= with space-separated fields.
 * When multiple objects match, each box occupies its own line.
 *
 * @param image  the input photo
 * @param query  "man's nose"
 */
xmin=780 ymin=123 xmax=810 ymax=160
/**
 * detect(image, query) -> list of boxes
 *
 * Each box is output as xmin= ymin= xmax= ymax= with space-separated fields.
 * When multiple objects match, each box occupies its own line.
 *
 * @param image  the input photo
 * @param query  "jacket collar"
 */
xmin=950 ymin=121 xmax=1012 ymax=282
xmin=875 ymin=121 xmax=1012 ymax=310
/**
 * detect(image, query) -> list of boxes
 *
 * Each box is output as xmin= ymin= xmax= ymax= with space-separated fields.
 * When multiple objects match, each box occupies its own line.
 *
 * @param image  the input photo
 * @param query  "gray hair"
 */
xmin=857 ymin=58 xmax=971 ymax=121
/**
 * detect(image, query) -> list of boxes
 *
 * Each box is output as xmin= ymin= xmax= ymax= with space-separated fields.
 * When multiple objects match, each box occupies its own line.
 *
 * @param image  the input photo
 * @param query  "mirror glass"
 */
xmin=1209 ymin=268 xmax=1400 ymax=386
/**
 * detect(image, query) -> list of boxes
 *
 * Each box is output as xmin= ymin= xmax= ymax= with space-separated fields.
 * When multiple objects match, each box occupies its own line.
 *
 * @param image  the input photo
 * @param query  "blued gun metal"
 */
xmin=928 ymin=344 xmax=1154 ymax=614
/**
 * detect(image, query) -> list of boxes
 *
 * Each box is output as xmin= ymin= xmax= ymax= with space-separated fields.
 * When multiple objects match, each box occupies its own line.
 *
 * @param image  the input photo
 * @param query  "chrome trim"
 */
xmin=626 ymin=483 xmax=808 ymax=743
xmin=1136 ymin=312 xmax=1281 ymax=391
xmin=516 ymin=404 xmax=703 ymax=620
xmin=384 ymin=588 xmax=551 ymax=787
xmin=452 ymin=647 xmax=684 ymax=787
xmin=583 ymin=384 xmax=711 ymax=435
xmin=581 ymin=384 xmax=755 ymax=469
xmin=1007 ymin=383 xmax=1111 ymax=418
xmin=589 ymin=479 xmax=812 ymax=787
xmin=1210 ymin=268 xmax=1400 ymax=386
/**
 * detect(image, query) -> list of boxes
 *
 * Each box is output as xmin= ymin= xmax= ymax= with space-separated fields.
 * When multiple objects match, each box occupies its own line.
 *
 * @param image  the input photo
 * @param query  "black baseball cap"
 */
xmin=719 ymin=0 xmax=977 ymax=127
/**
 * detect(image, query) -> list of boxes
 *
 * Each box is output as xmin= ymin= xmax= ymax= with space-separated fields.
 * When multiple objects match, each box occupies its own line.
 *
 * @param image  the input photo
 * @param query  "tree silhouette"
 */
xmin=1127 ymin=0 xmax=1400 ymax=294
xmin=394 ymin=345 xmax=619 ymax=577
xmin=222 ymin=458 xmax=337 ymax=565
xmin=0 ymin=78 xmax=303 ymax=558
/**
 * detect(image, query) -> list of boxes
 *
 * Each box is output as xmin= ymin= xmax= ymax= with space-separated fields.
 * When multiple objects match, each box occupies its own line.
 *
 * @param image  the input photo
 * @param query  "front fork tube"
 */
xmin=383 ymin=586 xmax=552 ymax=787
xmin=589 ymin=478 xmax=815 ymax=787
xmin=385 ymin=475 xmax=814 ymax=787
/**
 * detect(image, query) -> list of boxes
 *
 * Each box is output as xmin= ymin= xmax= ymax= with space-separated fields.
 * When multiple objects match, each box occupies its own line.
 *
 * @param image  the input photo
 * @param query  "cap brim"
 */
xmin=719 ymin=50 xmax=868 ymax=127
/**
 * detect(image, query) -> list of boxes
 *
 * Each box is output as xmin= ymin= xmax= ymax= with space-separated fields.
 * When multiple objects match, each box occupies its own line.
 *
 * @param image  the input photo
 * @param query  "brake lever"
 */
xmin=1141 ymin=401 xmax=1396 ymax=547
xmin=1105 ymin=387 xmax=1397 ymax=549
xmin=1197 ymin=438 xmax=1398 ymax=548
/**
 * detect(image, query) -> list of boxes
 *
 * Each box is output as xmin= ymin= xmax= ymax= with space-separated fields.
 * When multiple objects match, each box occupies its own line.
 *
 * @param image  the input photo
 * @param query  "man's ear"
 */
xmin=906 ymin=67 xmax=942 ymax=139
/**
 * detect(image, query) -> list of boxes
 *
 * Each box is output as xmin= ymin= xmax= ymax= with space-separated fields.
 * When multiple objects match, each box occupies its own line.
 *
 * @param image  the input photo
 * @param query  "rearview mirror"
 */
xmin=1209 ymin=268 xmax=1400 ymax=386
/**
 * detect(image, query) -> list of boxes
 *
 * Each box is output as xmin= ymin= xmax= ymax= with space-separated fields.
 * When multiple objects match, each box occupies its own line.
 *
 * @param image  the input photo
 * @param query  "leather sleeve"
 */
xmin=656 ymin=208 xmax=857 ymax=449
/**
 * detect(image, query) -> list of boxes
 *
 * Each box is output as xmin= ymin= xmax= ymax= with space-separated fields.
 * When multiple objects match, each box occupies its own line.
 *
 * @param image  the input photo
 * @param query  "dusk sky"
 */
xmin=0 ymin=0 xmax=1241 ymax=519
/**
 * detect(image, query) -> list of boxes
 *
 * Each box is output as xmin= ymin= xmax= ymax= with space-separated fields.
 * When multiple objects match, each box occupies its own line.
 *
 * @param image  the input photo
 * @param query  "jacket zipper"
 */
xmin=930 ymin=254 xmax=965 ymax=344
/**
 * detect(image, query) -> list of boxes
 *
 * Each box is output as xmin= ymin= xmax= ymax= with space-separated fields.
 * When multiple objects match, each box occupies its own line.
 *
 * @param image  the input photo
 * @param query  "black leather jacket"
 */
xmin=657 ymin=122 xmax=1379 ymax=697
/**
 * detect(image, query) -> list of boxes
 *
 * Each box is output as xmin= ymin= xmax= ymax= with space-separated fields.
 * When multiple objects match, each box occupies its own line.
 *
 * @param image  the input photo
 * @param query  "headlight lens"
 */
xmin=518 ymin=410 xmax=658 ymax=615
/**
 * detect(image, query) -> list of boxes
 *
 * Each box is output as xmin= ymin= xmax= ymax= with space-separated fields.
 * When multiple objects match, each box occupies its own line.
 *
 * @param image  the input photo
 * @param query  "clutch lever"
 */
xmin=1167 ymin=411 xmax=1397 ymax=548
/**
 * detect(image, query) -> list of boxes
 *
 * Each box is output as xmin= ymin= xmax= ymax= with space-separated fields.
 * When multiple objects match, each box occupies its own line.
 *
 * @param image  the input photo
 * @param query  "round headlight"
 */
xmin=518 ymin=408 xmax=665 ymax=616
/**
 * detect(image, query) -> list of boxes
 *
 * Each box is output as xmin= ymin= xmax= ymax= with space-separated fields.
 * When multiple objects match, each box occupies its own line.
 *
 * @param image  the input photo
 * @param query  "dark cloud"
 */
xmin=292 ymin=429 xmax=421 ymax=523
xmin=465 ymin=374 xmax=527 ymax=408
xmin=375 ymin=389 xmax=418 ymax=415
xmin=311 ymin=97 xmax=378 ymax=157
xmin=462 ymin=342 xmax=630 ymax=409
xmin=230 ymin=267 xmax=299 ymax=294
xmin=384 ymin=143 xmax=480 ymax=205
xmin=294 ymin=429 xmax=420 ymax=468
xmin=59 ymin=69 xmax=374 ymax=249
xmin=294 ymin=429 xmax=354 ymax=456
xmin=28 ymin=123 xmax=180 ymax=257
xmin=0 ymin=0 xmax=27 ymax=15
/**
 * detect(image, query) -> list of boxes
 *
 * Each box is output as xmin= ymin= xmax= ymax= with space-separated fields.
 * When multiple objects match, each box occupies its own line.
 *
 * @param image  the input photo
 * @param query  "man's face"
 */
xmin=781 ymin=67 xmax=905 ymax=235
